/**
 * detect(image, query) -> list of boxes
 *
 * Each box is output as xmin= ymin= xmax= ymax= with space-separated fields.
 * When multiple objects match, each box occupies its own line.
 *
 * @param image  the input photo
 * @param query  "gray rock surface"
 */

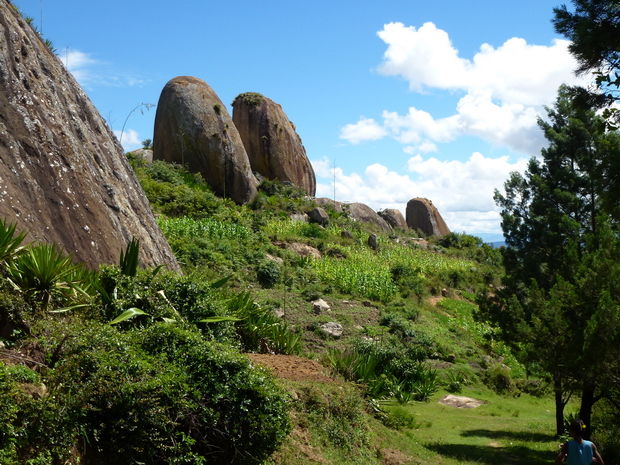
xmin=309 ymin=207 xmax=330 ymax=226
xmin=232 ymin=92 xmax=316 ymax=195
xmin=314 ymin=199 xmax=392 ymax=232
xmin=368 ymin=234 xmax=379 ymax=250
xmin=312 ymin=299 xmax=331 ymax=314
xmin=153 ymin=76 xmax=258 ymax=204
xmin=406 ymin=198 xmax=450 ymax=237
xmin=347 ymin=203 xmax=392 ymax=232
xmin=0 ymin=4 xmax=179 ymax=271
xmin=320 ymin=322 xmax=343 ymax=339
xmin=379 ymin=208 xmax=408 ymax=230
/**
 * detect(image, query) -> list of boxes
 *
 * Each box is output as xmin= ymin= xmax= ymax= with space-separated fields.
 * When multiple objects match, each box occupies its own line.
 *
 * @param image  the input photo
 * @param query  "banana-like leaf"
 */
xmin=49 ymin=303 xmax=91 ymax=314
xmin=199 ymin=316 xmax=241 ymax=323
xmin=210 ymin=275 xmax=232 ymax=289
xmin=109 ymin=307 xmax=148 ymax=325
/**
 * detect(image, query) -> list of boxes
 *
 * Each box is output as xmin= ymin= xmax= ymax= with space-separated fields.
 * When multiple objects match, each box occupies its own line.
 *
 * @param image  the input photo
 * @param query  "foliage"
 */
xmin=15 ymin=319 xmax=291 ymax=464
xmin=256 ymin=259 xmax=281 ymax=288
xmin=479 ymin=86 xmax=620 ymax=435
xmin=6 ymin=244 xmax=92 ymax=311
xmin=0 ymin=219 xmax=27 ymax=271
xmin=138 ymin=161 xmax=228 ymax=219
xmin=553 ymin=0 xmax=620 ymax=126
xmin=227 ymin=291 xmax=303 ymax=355
xmin=296 ymin=384 xmax=370 ymax=452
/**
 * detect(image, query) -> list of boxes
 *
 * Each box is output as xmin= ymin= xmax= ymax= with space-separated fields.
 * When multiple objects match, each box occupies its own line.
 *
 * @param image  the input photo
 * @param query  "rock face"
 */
xmin=406 ymin=198 xmax=450 ymax=237
xmin=232 ymin=93 xmax=316 ymax=195
xmin=0 ymin=4 xmax=179 ymax=271
xmin=379 ymin=209 xmax=407 ymax=230
xmin=314 ymin=198 xmax=392 ymax=232
xmin=153 ymin=76 xmax=258 ymax=204
xmin=347 ymin=203 xmax=392 ymax=232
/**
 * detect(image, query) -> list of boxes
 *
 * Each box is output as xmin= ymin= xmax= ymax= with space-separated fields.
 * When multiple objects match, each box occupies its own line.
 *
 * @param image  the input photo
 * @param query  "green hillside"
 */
xmin=0 ymin=157 xmax=594 ymax=464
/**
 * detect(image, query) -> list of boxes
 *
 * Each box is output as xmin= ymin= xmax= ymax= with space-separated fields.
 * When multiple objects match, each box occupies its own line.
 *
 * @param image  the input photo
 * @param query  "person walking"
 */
xmin=555 ymin=419 xmax=604 ymax=465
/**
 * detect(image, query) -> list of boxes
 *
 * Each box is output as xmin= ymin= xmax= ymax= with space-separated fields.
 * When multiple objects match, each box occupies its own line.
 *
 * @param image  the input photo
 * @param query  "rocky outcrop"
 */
xmin=406 ymin=198 xmax=450 ymax=237
xmin=314 ymin=198 xmax=344 ymax=213
xmin=0 ymin=3 xmax=179 ymax=271
xmin=314 ymin=198 xmax=391 ymax=232
xmin=232 ymin=93 xmax=316 ymax=195
xmin=153 ymin=76 xmax=258 ymax=204
xmin=347 ymin=203 xmax=392 ymax=232
xmin=379 ymin=209 xmax=407 ymax=230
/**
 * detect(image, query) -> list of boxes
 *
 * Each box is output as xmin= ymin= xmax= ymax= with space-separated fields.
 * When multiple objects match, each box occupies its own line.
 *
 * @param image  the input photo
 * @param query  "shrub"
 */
xmin=381 ymin=406 xmax=419 ymax=430
xmin=256 ymin=259 xmax=281 ymax=288
xmin=29 ymin=319 xmax=291 ymax=464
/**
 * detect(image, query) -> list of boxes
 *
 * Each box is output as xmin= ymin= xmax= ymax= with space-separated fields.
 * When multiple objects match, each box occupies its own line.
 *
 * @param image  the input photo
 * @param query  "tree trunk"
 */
xmin=579 ymin=384 xmax=596 ymax=439
xmin=555 ymin=376 xmax=565 ymax=436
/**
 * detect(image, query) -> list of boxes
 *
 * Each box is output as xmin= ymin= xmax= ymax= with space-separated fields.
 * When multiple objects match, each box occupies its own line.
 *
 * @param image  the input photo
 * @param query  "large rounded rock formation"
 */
xmin=406 ymin=198 xmax=450 ymax=237
xmin=315 ymin=198 xmax=391 ymax=232
xmin=379 ymin=209 xmax=407 ymax=230
xmin=0 ymin=3 xmax=179 ymax=270
xmin=153 ymin=77 xmax=258 ymax=204
xmin=232 ymin=92 xmax=316 ymax=196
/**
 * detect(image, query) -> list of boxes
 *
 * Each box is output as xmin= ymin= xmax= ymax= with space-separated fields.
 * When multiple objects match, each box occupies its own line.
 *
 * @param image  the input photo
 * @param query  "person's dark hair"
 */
xmin=570 ymin=419 xmax=586 ymax=434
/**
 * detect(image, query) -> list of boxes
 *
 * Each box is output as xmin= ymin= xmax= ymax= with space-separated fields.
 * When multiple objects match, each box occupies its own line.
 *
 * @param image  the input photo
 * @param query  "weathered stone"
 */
xmin=341 ymin=230 xmax=353 ymax=239
xmin=406 ymin=198 xmax=450 ymax=237
xmin=286 ymin=242 xmax=322 ymax=259
xmin=347 ymin=203 xmax=392 ymax=232
xmin=309 ymin=207 xmax=329 ymax=226
xmin=315 ymin=197 xmax=344 ymax=213
xmin=320 ymin=322 xmax=343 ymax=339
xmin=315 ymin=199 xmax=391 ymax=232
xmin=232 ymin=92 xmax=316 ymax=195
xmin=265 ymin=253 xmax=283 ymax=265
xmin=0 ymin=4 xmax=179 ymax=271
xmin=368 ymin=234 xmax=379 ymax=250
xmin=128 ymin=148 xmax=153 ymax=164
xmin=289 ymin=213 xmax=308 ymax=223
xmin=312 ymin=299 xmax=330 ymax=314
xmin=379 ymin=208 xmax=407 ymax=230
xmin=153 ymin=76 xmax=258 ymax=204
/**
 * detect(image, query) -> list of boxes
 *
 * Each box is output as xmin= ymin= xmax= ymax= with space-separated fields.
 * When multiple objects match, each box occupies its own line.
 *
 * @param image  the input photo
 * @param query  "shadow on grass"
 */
xmin=426 ymin=442 xmax=553 ymax=465
xmin=461 ymin=429 xmax=556 ymax=443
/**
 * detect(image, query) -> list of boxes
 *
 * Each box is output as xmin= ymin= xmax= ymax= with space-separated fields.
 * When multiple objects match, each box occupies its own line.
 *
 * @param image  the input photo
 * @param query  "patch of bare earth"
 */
xmin=379 ymin=448 xmax=415 ymax=465
xmin=247 ymin=354 xmax=335 ymax=383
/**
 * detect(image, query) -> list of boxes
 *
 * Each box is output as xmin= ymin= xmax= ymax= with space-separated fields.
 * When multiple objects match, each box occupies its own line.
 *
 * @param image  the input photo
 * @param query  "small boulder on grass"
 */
xmin=320 ymin=322 xmax=343 ymax=339
xmin=309 ymin=207 xmax=329 ymax=226
xmin=312 ymin=299 xmax=330 ymax=314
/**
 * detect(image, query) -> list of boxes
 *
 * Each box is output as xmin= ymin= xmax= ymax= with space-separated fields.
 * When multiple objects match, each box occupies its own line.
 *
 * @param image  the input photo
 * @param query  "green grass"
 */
xmin=375 ymin=388 xmax=559 ymax=464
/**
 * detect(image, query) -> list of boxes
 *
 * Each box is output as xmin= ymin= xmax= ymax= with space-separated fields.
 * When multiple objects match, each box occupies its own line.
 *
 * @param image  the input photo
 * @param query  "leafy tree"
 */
xmin=478 ymin=87 xmax=620 ymax=436
xmin=553 ymin=0 xmax=620 ymax=122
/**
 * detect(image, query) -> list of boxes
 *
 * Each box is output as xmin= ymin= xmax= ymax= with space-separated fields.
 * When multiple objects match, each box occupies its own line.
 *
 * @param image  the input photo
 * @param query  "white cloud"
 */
xmin=60 ymin=48 xmax=144 ymax=89
xmin=340 ymin=117 xmax=387 ymax=144
xmin=312 ymin=152 xmax=528 ymax=236
xmin=340 ymin=22 xmax=589 ymax=157
xmin=113 ymin=128 xmax=142 ymax=152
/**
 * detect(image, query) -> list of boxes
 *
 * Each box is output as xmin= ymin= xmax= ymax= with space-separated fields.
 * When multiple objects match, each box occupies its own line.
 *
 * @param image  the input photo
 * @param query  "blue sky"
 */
xmin=13 ymin=0 xmax=586 ymax=241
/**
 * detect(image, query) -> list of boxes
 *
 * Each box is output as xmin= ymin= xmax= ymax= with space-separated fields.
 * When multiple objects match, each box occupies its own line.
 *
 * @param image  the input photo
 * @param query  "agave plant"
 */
xmin=7 ymin=243 xmax=92 ymax=310
xmin=0 ymin=218 xmax=28 ymax=270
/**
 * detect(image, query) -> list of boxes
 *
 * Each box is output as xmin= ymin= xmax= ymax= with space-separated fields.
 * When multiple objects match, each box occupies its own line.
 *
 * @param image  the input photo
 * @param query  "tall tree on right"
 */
xmin=553 ymin=0 xmax=620 ymax=122
xmin=478 ymin=86 xmax=620 ymax=436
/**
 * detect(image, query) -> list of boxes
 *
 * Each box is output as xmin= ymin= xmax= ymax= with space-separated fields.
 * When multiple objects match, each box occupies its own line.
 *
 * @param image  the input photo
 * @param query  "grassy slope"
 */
xmin=133 ymin=160 xmax=562 ymax=464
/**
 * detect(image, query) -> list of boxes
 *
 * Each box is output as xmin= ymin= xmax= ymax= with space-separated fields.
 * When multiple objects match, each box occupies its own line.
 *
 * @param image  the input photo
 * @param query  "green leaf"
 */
xmin=109 ymin=307 xmax=148 ymax=325
xmin=120 ymin=238 xmax=140 ymax=277
xmin=199 ymin=316 xmax=241 ymax=323
xmin=210 ymin=275 xmax=232 ymax=289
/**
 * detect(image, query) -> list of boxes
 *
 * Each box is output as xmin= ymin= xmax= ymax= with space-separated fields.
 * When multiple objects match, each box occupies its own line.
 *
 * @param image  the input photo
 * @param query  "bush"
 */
xmin=381 ymin=406 xmax=419 ymax=430
xmin=256 ymin=259 xmax=281 ymax=288
xmin=28 ymin=319 xmax=291 ymax=464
